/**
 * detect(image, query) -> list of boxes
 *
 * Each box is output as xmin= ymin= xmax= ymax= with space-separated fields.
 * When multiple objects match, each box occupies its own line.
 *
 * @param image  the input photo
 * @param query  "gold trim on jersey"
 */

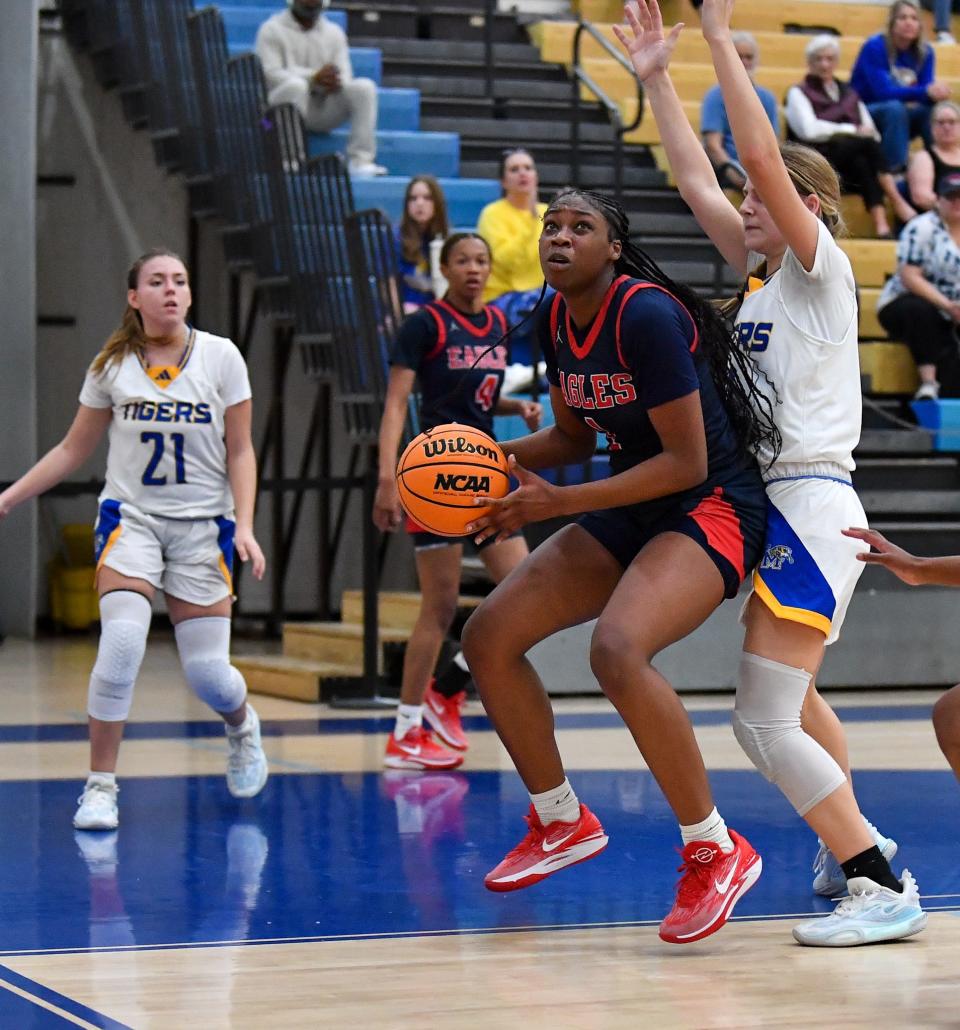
xmin=753 ymin=573 xmax=831 ymax=636
xmin=140 ymin=328 xmax=196 ymax=389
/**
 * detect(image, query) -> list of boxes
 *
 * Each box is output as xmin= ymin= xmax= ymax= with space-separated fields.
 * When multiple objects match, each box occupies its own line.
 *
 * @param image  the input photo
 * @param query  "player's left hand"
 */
xmin=519 ymin=400 xmax=543 ymax=431
xmin=699 ymin=0 xmax=734 ymax=42
xmin=235 ymin=528 xmax=266 ymax=580
xmin=466 ymin=454 xmax=561 ymax=543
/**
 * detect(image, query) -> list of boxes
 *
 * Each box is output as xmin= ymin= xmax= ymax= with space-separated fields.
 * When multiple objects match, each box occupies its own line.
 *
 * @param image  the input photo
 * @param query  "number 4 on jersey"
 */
xmin=474 ymin=373 xmax=499 ymax=413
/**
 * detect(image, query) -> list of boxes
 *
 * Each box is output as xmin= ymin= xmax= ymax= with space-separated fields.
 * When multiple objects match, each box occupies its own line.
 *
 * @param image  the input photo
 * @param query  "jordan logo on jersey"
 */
xmin=760 ymin=544 xmax=794 ymax=571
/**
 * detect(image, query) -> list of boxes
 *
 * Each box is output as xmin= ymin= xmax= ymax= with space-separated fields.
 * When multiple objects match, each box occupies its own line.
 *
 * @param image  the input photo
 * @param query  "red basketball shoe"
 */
xmin=384 ymin=726 xmax=464 ymax=771
xmin=484 ymin=803 xmax=608 ymax=892
xmin=658 ymin=829 xmax=762 ymax=944
xmin=423 ymin=682 xmax=468 ymax=751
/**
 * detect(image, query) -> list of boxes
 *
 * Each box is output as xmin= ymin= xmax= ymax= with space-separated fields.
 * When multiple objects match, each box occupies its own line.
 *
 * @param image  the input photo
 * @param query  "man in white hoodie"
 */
xmin=255 ymin=0 xmax=386 ymax=177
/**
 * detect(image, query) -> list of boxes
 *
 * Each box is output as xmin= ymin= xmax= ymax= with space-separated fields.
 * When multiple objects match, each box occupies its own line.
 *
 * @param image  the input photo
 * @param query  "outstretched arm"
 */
xmin=0 ymin=405 xmax=111 ymax=518
xmin=614 ymin=0 xmax=748 ymax=274
xmin=701 ymin=0 xmax=820 ymax=271
xmin=843 ymin=527 xmax=960 ymax=586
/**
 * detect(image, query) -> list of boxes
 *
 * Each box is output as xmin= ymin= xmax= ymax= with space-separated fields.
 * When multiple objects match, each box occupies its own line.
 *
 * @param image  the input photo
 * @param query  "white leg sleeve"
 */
xmin=87 ymin=591 xmax=152 ymax=722
xmin=175 ymin=617 xmax=246 ymax=714
xmin=733 ymin=652 xmax=847 ymax=817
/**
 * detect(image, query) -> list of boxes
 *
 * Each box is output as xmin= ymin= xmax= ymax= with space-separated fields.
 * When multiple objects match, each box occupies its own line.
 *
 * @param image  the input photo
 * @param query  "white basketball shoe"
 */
xmin=73 ymin=776 xmax=119 ymax=830
xmin=226 ymin=705 xmax=269 ymax=798
xmin=812 ymin=817 xmax=898 ymax=897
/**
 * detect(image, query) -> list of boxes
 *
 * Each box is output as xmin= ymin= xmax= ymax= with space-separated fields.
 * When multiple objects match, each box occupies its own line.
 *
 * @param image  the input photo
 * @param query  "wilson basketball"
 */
xmin=396 ymin=423 xmax=510 ymax=537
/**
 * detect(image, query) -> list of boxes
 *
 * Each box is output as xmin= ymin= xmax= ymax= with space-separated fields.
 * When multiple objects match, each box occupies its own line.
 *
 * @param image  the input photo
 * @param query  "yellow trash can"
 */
xmin=48 ymin=524 xmax=99 ymax=631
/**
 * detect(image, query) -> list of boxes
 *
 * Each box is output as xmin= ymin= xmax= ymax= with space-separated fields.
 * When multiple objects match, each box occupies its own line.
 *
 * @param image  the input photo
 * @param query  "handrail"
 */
xmin=571 ymin=18 xmax=644 ymax=204
xmin=484 ymin=0 xmax=495 ymax=100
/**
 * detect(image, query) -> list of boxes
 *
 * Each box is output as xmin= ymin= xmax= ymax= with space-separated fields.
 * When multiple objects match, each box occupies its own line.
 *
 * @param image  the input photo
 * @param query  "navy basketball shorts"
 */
xmin=578 ymin=465 xmax=768 ymax=598
xmin=404 ymin=514 xmax=521 ymax=552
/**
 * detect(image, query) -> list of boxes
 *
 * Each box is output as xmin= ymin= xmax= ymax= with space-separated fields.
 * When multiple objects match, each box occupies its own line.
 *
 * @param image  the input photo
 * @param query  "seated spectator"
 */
xmin=476 ymin=148 xmax=548 ymax=365
xmin=255 ymin=0 xmax=386 ymax=177
xmin=850 ymin=0 xmax=951 ymax=174
xmin=700 ymin=32 xmax=779 ymax=191
xmin=396 ymin=176 xmax=450 ymax=313
xmin=907 ymin=100 xmax=960 ymax=209
xmin=920 ymin=0 xmax=959 ymax=45
xmin=877 ymin=171 xmax=960 ymax=399
xmin=786 ymin=35 xmax=917 ymax=237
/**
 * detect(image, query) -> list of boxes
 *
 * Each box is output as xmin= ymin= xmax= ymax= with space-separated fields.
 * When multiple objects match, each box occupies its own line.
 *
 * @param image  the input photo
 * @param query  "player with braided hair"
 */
xmin=460 ymin=185 xmax=775 ymax=944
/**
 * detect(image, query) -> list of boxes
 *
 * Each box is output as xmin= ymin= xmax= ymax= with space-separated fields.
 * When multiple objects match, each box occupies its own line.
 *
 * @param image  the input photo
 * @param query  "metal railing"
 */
xmin=571 ymin=18 xmax=643 ymax=203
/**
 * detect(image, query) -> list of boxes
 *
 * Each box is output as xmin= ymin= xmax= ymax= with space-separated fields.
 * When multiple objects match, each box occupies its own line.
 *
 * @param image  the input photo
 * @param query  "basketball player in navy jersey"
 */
xmin=374 ymin=232 xmax=541 ymax=769
xmin=461 ymin=188 xmax=779 ymax=944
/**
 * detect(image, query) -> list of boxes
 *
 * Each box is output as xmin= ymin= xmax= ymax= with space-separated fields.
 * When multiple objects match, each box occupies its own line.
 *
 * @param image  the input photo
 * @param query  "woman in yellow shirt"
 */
xmin=477 ymin=148 xmax=549 ymax=365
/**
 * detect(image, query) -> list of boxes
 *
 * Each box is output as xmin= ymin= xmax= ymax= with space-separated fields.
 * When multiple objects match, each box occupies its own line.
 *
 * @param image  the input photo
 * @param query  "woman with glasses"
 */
xmin=476 ymin=148 xmax=548 ymax=366
xmin=907 ymin=100 xmax=960 ymax=210
xmin=786 ymin=34 xmax=917 ymax=238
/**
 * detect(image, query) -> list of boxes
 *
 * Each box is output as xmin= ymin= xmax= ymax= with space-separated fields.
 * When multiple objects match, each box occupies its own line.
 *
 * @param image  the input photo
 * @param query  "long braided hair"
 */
xmin=538 ymin=188 xmax=780 ymax=464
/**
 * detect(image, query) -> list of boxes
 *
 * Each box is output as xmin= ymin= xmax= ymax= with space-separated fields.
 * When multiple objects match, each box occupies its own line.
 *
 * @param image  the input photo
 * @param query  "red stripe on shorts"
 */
xmin=688 ymin=487 xmax=745 ymax=582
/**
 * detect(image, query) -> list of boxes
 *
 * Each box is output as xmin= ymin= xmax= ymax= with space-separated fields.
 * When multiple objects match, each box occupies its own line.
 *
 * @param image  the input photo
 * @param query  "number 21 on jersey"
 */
xmin=141 ymin=431 xmax=187 ymax=485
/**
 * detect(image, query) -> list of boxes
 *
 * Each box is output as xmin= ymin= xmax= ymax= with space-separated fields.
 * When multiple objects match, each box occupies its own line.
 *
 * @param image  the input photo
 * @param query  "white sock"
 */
xmin=395 ymin=703 xmax=423 ymax=740
xmin=452 ymin=650 xmax=470 ymax=672
xmin=680 ymin=807 xmax=734 ymax=854
xmin=88 ymin=771 xmax=116 ymax=788
xmin=531 ymin=777 xmax=581 ymax=825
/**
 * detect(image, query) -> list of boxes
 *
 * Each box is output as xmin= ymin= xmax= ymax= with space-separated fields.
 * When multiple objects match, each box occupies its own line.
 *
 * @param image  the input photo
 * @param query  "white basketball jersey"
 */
xmin=735 ymin=220 xmax=861 ymax=472
xmin=79 ymin=329 xmax=252 ymax=518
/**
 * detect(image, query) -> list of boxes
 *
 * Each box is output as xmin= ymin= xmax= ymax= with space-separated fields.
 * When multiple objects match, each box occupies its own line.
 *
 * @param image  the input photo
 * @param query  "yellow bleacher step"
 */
xmin=839 ymin=238 xmax=896 ymax=288
xmin=859 ymin=286 xmax=885 ymax=338
xmin=282 ymin=621 xmax=410 ymax=669
xmin=235 ymin=655 xmax=361 ymax=703
xmin=340 ymin=590 xmax=482 ymax=632
xmin=859 ymin=341 xmax=918 ymax=395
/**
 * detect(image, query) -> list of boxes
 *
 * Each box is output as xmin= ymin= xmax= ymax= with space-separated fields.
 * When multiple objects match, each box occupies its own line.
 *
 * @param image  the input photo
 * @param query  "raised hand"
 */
xmin=699 ymin=0 xmax=735 ymax=44
xmin=612 ymin=1 xmax=684 ymax=83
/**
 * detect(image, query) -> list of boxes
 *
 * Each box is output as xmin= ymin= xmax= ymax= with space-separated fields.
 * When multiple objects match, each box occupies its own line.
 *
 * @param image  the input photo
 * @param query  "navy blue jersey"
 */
xmin=390 ymin=299 xmax=509 ymax=436
xmin=536 ymin=274 xmax=745 ymax=486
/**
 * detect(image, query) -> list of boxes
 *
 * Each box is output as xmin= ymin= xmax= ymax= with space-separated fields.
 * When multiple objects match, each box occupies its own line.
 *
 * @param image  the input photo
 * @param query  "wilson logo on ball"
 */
xmin=396 ymin=423 xmax=510 ymax=537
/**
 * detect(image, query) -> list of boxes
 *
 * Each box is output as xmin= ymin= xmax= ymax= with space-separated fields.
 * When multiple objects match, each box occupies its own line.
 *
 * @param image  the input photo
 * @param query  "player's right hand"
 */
xmin=373 ymin=479 xmax=403 ymax=532
xmin=613 ymin=1 xmax=684 ymax=83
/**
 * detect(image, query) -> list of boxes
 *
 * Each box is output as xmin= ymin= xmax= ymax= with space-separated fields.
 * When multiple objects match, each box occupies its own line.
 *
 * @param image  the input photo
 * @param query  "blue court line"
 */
xmin=0 ymin=964 xmax=132 ymax=1029
xmin=0 ymin=704 xmax=936 ymax=744
xmin=2 ymin=902 xmax=956 ymax=959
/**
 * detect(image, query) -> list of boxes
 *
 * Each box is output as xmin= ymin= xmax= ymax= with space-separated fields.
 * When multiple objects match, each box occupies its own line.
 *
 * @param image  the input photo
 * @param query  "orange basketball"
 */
xmin=396 ymin=423 xmax=510 ymax=537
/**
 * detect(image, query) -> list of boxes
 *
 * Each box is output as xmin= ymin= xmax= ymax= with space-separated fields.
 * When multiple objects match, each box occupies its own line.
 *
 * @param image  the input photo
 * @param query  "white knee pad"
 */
xmin=733 ymin=652 xmax=847 ymax=816
xmin=87 ymin=591 xmax=152 ymax=722
xmin=175 ymin=617 xmax=246 ymax=714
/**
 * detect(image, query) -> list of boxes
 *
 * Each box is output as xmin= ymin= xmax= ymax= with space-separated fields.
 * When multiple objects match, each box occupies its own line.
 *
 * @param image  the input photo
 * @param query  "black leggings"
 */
xmin=813 ymin=135 xmax=888 ymax=211
xmin=878 ymin=292 xmax=960 ymax=392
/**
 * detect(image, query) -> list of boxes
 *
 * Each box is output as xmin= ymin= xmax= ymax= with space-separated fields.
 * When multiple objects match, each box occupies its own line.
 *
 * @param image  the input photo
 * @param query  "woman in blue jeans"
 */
xmin=922 ymin=0 xmax=960 ymax=43
xmin=850 ymin=0 xmax=952 ymax=172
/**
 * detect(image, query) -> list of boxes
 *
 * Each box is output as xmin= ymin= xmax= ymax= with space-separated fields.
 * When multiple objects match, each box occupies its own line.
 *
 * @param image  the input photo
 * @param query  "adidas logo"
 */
xmin=155 ymin=370 xmax=171 ymax=381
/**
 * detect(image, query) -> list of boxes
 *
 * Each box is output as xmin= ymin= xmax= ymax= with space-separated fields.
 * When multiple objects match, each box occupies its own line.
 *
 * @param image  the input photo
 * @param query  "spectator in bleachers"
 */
xmin=906 ymin=100 xmax=960 ymax=209
xmin=700 ymin=32 xmax=779 ymax=191
xmin=255 ymin=0 xmax=386 ymax=177
xmin=396 ymin=176 xmax=450 ymax=313
xmin=876 ymin=170 xmax=960 ymax=399
xmin=850 ymin=0 xmax=951 ymax=174
xmin=786 ymin=35 xmax=917 ymax=237
xmin=477 ymin=148 xmax=548 ymax=365
xmin=920 ymin=0 xmax=959 ymax=45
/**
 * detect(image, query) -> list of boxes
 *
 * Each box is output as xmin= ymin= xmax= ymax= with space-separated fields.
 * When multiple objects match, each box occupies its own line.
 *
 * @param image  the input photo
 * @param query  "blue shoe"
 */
xmin=812 ymin=817 xmax=897 ymax=898
xmin=793 ymin=870 xmax=927 ymax=947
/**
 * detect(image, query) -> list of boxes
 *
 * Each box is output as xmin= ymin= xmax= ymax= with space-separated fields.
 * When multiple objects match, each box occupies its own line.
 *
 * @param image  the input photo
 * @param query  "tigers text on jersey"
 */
xmin=79 ymin=329 xmax=252 ymax=518
xmin=390 ymin=299 xmax=508 ymax=436
xmin=736 ymin=220 xmax=861 ymax=472
xmin=535 ymin=274 xmax=745 ymax=487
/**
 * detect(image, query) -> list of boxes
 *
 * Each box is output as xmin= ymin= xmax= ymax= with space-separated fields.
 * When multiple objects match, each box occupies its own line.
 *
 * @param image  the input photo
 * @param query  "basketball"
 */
xmin=396 ymin=423 xmax=510 ymax=537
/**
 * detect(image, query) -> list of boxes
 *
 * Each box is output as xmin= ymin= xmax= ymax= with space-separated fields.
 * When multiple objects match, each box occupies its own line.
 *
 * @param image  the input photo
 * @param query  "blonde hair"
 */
xmin=886 ymin=1 xmax=928 ymax=63
xmin=779 ymin=141 xmax=845 ymax=238
xmin=90 ymin=249 xmax=187 ymax=377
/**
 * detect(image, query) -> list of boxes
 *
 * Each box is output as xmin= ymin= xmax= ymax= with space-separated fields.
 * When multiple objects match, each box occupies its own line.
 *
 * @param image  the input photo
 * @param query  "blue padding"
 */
xmin=307 ymin=129 xmax=460 ymax=177
xmin=350 ymin=177 xmax=501 ymax=225
xmin=218 ymin=5 xmax=347 ymax=45
xmin=911 ymin=398 xmax=960 ymax=452
xmin=538 ymin=455 xmax=612 ymax=487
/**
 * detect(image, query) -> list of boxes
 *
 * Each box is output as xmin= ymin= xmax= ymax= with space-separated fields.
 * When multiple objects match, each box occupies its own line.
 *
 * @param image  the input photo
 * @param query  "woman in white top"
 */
xmin=616 ymin=0 xmax=926 ymax=946
xmin=0 ymin=250 xmax=269 ymax=831
xmin=786 ymin=34 xmax=917 ymax=237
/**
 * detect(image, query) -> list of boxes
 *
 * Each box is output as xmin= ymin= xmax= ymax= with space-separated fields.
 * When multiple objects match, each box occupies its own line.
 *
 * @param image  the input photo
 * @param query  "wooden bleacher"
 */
xmin=535 ymin=0 xmax=946 ymax=396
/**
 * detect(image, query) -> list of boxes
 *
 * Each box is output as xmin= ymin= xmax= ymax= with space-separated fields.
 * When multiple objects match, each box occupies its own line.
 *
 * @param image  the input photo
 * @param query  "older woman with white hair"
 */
xmin=787 ymin=34 xmax=917 ymax=237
